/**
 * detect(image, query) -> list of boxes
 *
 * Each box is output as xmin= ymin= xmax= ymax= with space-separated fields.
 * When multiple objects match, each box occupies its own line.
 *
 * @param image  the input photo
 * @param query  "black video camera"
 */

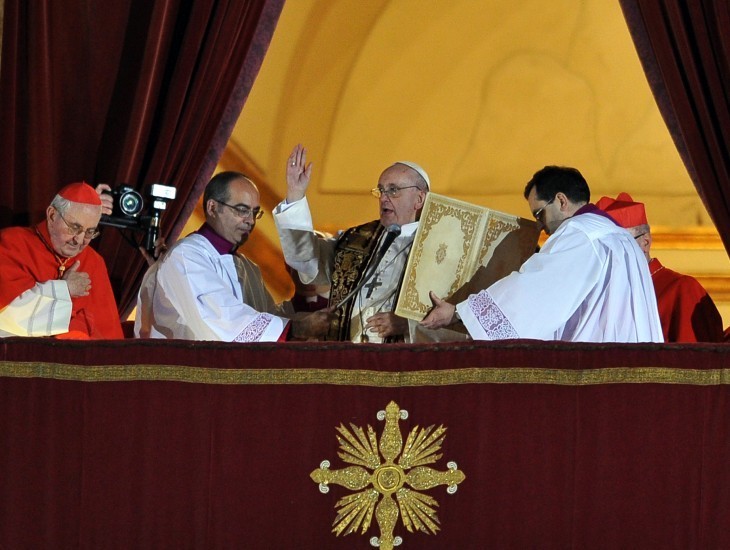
xmin=99 ymin=183 xmax=177 ymax=253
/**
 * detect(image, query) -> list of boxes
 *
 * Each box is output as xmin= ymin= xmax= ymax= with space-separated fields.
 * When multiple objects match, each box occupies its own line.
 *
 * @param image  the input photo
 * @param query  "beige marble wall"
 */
xmin=228 ymin=0 xmax=730 ymax=326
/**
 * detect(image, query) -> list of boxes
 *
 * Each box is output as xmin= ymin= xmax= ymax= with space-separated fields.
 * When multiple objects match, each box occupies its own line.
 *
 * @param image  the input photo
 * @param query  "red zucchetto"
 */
xmin=57 ymin=182 xmax=102 ymax=206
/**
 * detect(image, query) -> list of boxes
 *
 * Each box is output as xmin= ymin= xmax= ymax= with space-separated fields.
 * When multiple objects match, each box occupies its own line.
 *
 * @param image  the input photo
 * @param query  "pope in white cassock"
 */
xmin=274 ymin=144 xmax=430 ymax=343
xmin=135 ymin=172 xmax=330 ymax=342
xmin=422 ymin=166 xmax=663 ymax=343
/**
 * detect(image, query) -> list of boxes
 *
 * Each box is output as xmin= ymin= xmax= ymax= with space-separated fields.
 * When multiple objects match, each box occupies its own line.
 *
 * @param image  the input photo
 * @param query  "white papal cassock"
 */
xmin=135 ymin=234 xmax=286 ymax=342
xmin=457 ymin=210 xmax=663 ymax=343
xmin=273 ymin=197 xmax=417 ymax=343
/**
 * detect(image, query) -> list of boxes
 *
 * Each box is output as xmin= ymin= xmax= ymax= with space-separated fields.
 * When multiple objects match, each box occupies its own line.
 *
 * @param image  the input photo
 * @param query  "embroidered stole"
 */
xmin=327 ymin=220 xmax=407 ymax=342
xmin=327 ymin=221 xmax=382 ymax=340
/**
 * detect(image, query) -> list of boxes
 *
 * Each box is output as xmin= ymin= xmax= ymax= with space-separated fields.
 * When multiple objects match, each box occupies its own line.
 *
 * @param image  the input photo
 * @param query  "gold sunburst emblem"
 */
xmin=311 ymin=401 xmax=465 ymax=548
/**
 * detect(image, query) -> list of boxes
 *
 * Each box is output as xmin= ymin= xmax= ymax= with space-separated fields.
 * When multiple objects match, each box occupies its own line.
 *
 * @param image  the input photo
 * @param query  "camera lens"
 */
xmin=119 ymin=190 xmax=143 ymax=216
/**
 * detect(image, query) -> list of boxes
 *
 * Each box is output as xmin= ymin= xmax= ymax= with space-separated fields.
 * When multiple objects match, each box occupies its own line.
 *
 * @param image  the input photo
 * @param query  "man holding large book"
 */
xmin=422 ymin=166 xmax=663 ymax=343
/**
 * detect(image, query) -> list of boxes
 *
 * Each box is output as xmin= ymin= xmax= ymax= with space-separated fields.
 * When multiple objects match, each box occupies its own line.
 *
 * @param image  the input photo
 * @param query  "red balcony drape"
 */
xmin=1 ymin=339 xmax=729 ymax=548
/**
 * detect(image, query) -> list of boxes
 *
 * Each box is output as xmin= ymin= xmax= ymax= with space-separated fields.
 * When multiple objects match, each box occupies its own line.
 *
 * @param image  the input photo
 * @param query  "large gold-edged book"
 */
xmin=395 ymin=193 xmax=540 ymax=321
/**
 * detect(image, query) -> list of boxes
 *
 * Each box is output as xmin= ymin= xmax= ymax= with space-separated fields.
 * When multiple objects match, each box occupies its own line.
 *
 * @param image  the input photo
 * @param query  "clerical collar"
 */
xmin=574 ymin=203 xmax=618 ymax=225
xmin=397 ymin=221 xmax=419 ymax=237
xmin=196 ymin=223 xmax=236 ymax=255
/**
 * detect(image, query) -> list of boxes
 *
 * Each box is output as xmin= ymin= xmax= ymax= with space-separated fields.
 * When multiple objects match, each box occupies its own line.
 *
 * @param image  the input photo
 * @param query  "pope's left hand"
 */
xmin=364 ymin=312 xmax=408 ymax=338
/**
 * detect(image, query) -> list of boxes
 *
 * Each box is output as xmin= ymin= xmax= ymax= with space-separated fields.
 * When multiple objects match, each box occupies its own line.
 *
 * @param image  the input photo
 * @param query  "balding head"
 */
xmin=204 ymin=172 xmax=261 ymax=247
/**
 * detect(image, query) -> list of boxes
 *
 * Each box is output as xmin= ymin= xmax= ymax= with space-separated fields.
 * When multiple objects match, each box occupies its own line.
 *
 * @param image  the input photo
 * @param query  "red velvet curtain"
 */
xmin=620 ymin=0 xmax=730 ymax=255
xmin=0 ymin=0 xmax=285 ymax=314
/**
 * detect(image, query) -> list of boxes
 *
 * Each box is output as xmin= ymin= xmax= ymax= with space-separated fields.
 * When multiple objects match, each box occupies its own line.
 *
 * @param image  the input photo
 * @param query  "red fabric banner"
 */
xmin=1 ymin=339 xmax=729 ymax=548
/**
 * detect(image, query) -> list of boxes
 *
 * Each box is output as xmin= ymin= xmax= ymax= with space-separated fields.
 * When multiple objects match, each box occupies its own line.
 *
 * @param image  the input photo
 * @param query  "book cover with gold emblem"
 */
xmin=395 ymin=193 xmax=539 ymax=321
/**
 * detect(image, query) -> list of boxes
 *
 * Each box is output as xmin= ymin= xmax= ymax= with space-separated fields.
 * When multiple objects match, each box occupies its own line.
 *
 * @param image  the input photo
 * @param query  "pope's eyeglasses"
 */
xmin=371 ymin=185 xmax=421 ymax=199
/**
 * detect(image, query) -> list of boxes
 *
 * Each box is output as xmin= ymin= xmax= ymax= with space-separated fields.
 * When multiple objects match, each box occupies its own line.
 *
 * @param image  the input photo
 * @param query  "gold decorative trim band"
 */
xmin=2 ymin=362 xmax=730 ymax=386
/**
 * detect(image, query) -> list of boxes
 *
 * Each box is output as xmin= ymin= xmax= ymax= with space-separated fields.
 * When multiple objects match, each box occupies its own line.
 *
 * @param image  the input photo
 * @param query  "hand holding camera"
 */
xmin=98 ymin=182 xmax=177 ymax=254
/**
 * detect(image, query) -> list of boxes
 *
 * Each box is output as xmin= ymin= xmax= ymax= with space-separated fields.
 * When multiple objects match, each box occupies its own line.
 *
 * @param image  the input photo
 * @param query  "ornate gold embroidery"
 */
xmin=3 ymin=362 xmax=730 ymax=386
xmin=329 ymin=220 xmax=383 ymax=340
xmin=477 ymin=214 xmax=520 ymax=267
xmin=400 ymin=198 xmax=481 ymax=316
xmin=311 ymin=401 xmax=465 ymax=549
xmin=395 ymin=193 xmax=538 ymax=321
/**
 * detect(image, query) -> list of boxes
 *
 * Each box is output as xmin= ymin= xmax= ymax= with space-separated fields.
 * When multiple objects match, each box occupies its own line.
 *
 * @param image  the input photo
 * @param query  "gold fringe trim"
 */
xmin=2 ymin=362 xmax=730 ymax=386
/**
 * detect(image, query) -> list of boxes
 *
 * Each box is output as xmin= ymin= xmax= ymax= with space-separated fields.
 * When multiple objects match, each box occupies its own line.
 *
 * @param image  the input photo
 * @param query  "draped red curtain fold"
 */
xmin=620 ymin=0 xmax=730 ymax=255
xmin=0 ymin=0 xmax=285 ymax=315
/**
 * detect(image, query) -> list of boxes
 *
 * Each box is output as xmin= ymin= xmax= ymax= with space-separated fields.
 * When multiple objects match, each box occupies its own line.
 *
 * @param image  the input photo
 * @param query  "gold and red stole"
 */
xmin=328 ymin=220 xmax=400 ymax=341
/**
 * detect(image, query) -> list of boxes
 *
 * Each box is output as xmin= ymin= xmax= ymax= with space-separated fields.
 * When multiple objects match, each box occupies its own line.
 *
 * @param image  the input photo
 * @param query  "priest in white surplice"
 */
xmin=135 ymin=172 xmax=330 ymax=342
xmin=422 ymin=166 xmax=663 ymax=343
xmin=273 ymin=144 xmax=430 ymax=343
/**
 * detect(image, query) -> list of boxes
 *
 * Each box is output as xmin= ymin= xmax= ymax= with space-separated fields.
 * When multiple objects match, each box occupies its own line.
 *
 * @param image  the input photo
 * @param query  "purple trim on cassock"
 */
xmin=468 ymin=291 xmax=519 ymax=340
xmin=234 ymin=314 xmax=273 ymax=342
xmin=196 ymin=223 xmax=235 ymax=255
xmin=574 ymin=203 xmax=619 ymax=226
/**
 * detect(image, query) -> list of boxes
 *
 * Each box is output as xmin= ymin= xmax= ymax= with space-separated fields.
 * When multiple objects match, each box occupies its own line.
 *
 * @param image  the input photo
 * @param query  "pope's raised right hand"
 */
xmin=286 ymin=143 xmax=313 ymax=203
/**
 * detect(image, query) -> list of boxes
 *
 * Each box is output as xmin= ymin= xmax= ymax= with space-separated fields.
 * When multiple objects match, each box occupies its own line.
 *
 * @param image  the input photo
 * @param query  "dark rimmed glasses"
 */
xmin=216 ymin=200 xmax=264 ymax=220
xmin=532 ymin=197 xmax=555 ymax=222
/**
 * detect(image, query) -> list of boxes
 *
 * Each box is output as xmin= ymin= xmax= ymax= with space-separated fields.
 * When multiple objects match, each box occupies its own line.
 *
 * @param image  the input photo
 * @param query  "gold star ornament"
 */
xmin=311 ymin=401 xmax=466 ymax=548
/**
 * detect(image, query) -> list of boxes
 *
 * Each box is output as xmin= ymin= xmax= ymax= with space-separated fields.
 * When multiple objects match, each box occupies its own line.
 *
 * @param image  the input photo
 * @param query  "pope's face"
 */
xmin=376 ymin=165 xmax=426 ymax=228
xmin=47 ymin=203 xmax=102 ymax=258
xmin=207 ymin=178 xmax=261 ymax=247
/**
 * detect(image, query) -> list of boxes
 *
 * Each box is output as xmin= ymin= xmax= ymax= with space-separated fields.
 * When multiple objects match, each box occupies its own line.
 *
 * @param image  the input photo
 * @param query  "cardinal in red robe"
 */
xmin=0 ymin=182 xmax=123 ymax=339
xmin=596 ymin=193 xmax=723 ymax=343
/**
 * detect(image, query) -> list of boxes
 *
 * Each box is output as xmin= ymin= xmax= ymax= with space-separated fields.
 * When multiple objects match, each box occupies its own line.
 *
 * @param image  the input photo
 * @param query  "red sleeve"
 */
xmin=70 ymin=249 xmax=124 ymax=339
xmin=0 ymin=227 xmax=51 ymax=308
xmin=656 ymin=272 xmax=723 ymax=343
